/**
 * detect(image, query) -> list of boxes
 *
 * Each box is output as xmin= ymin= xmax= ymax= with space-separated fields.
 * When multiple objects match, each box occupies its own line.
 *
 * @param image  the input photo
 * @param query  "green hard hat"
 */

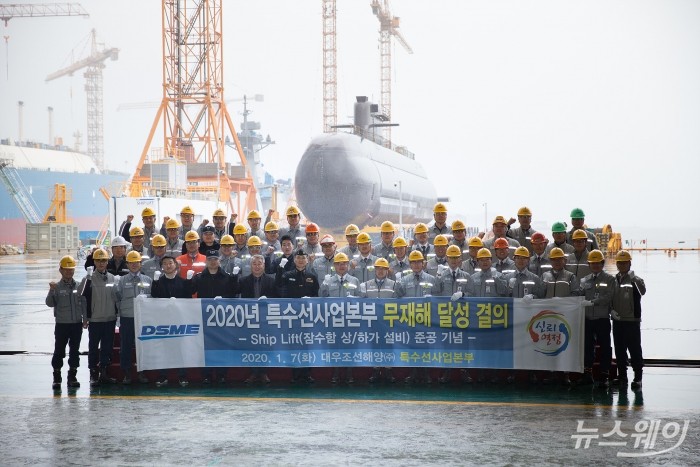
xmin=552 ymin=222 xmax=567 ymax=233
xmin=570 ymin=208 xmax=585 ymax=219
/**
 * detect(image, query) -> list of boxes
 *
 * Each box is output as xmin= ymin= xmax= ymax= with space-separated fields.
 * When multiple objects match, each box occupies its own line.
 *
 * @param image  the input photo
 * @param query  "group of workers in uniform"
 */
xmin=47 ymin=203 xmax=645 ymax=390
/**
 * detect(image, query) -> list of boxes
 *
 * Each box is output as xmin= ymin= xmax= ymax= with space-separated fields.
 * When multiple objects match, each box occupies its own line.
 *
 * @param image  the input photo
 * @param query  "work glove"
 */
xmin=232 ymin=266 xmax=240 ymax=275
xmin=214 ymin=296 xmax=222 ymax=299
xmin=258 ymin=295 xmax=267 ymax=300
xmin=153 ymin=271 xmax=162 ymax=281
xmin=523 ymin=294 xmax=534 ymax=301
xmin=86 ymin=266 xmax=94 ymax=278
xmin=582 ymin=300 xmax=593 ymax=307
xmin=280 ymin=258 xmax=288 ymax=267
xmin=611 ymin=309 xmax=621 ymax=320
xmin=186 ymin=270 xmax=194 ymax=280
xmin=450 ymin=291 xmax=463 ymax=302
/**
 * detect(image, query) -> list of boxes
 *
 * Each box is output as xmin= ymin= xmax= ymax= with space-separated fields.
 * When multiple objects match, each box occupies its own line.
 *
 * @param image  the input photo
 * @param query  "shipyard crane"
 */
xmin=126 ymin=0 xmax=257 ymax=215
xmin=370 ymin=0 xmax=413 ymax=145
xmin=0 ymin=3 xmax=88 ymax=26
xmin=45 ymin=29 xmax=118 ymax=173
xmin=322 ymin=0 xmax=337 ymax=133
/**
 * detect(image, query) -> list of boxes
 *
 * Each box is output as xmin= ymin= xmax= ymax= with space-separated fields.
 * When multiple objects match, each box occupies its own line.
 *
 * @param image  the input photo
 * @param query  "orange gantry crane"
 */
xmin=127 ymin=0 xmax=256 ymax=216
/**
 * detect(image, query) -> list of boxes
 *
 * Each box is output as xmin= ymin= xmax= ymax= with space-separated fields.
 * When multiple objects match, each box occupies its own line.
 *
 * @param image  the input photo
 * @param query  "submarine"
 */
xmin=294 ymin=96 xmax=437 ymax=230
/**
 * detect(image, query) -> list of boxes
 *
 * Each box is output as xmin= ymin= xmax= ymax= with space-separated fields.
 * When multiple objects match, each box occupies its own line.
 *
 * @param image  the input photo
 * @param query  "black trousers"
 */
xmin=584 ymin=318 xmax=612 ymax=374
xmin=612 ymin=321 xmax=643 ymax=372
xmin=52 ymin=323 xmax=84 ymax=370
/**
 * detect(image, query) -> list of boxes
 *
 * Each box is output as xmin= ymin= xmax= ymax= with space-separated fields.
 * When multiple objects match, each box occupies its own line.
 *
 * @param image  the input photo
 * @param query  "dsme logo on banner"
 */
xmin=526 ymin=310 xmax=571 ymax=356
xmin=138 ymin=324 xmax=201 ymax=341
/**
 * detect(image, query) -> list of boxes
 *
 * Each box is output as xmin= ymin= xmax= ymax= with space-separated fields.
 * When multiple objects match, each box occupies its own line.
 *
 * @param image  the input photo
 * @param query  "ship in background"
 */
xmin=0 ymin=138 xmax=128 ymax=246
xmin=295 ymin=96 xmax=437 ymax=231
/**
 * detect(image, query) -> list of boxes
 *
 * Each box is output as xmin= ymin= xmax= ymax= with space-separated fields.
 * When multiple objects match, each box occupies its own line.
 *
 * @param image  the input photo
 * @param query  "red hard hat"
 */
xmin=305 ymin=223 xmax=319 ymax=233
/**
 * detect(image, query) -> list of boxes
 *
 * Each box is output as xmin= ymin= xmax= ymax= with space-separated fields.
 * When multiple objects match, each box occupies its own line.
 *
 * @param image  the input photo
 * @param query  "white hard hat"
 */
xmin=111 ymin=236 xmax=129 ymax=247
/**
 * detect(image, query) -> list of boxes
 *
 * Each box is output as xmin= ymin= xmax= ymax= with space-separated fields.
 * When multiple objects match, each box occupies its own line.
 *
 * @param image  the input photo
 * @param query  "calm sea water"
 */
xmin=1 ymin=249 xmax=698 ymax=360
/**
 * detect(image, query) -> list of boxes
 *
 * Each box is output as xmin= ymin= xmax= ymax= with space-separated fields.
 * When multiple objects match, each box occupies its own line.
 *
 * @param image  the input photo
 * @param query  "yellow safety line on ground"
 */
xmin=68 ymin=394 xmax=639 ymax=410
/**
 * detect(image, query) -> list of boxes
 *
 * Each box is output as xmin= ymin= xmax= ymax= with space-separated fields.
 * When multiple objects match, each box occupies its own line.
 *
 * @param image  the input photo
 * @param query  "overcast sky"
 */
xmin=1 ymin=0 xmax=699 ymax=235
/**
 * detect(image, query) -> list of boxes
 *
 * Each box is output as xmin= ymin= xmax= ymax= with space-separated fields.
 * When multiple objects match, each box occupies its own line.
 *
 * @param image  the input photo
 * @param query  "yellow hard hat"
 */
xmin=380 ymin=221 xmax=395 ymax=233
xmin=126 ymin=251 xmax=142 ymax=263
xmin=233 ymin=224 xmax=248 ymax=235
xmin=492 ymin=215 xmax=507 ymax=225
xmin=180 ymin=205 xmax=195 ymax=215
xmin=151 ymin=234 xmax=167 ymax=247
xmin=548 ymin=247 xmax=566 ymax=259
xmin=166 ymin=219 xmax=180 ymax=229
xmin=220 ymin=235 xmax=235 ymax=245
xmin=468 ymin=236 xmax=484 ymax=248
xmin=433 ymin=202 xmax=447 ymax=213
xmin=92 ymin=248 xmax=109 ymax=260
xmin=616 ymin=250 xmax=632 ymax=262
xmin=514 ymin=246 xmax=530 ymax=258
xmin=129 ymin=226 xmax=144 ymax=237
xmin=357 ymin=232 xmax=371 ymax=244
xmin=588 ymin=249 xmax=605 ymax=263
xmin=247 ymin=210 xmax=261 ymax=220
xmin=265 ymin=221 xmax=279 ymax=232
xmin=247 ymin=235 xmax=262 ymax=247
xmin=334 ymin=252 xmax=350 ymax=263
xmin=517 ymin=206 xmax=532 ymax=216
xmin=476 ymin=248 xmax=492 ymax=259
xmin=141 ymin=207 xmax=156 ymax=218
xmin=345 ymin=224 xmax=360 ymax=236
xmin=446 ymin=245 xmax=462 ymax=257
xmin=451 ymin=220 xmax=466 ymax=231
xmin=213 ymin=208 xmax=226 ymax=218
xmin=414 ymin=223 xmax=429 ymax=234
xmin=392 ymin=237 xmax=408 ymax=248
xmin=433 ymin=235 xmax=449 ymax=246
xmin=59 ymin=255 xmax=77 ymax=269
xmin=408 ymin=250 xmax=425 ymax=262
xmin=286 ymin=206 xmax=300 ymax=216
xmin=572 ymin=229 xmax=588 ymax=240
xmin=374 ymin=258 xmax=390 ymax=268
xmin=184 ymin=230 xmax=200 ymax=242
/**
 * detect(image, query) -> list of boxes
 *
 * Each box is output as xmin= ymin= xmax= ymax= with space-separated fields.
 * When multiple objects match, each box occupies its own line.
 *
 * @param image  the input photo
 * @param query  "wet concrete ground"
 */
xmin=1 ymin=254 xmax=699 ymax=465
xmin=1 ymin=356 xmax=698 ymax=466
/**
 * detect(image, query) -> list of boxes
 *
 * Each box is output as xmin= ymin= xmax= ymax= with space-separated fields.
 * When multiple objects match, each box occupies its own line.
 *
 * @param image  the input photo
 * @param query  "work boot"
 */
xmin=137 ymin=371 xmax=149 ymax=384
xmin=612 ymin=368 xmax=628 ymax=387
xmin=561 ymin=372 xmax=571 ymax=386
xmin=89 ymin=369 xmax=100 ymax=387
xmin=596 ymin=372 xmax=610 ymax=389
xmin=52 ymin=369 xmax=62 ymax=390
xmin=631 ymin=369 xmax=643 ymax=389
xmin=460 ymin=369 xmax=473 ymax=384
xmin=438 ymin=369 xmax=451 ymax=384
xmin=368 ymin=368 xmax=381 ymax=384
xmin=67 ymin=368 xmax=80 ymax=388
xmin=99 ymin=368 xmax=116 ymax=384
xmin=577 ymin=370 xmax=594 ymax=386
xmin=385 ymin=369 xmax=396 ymax=384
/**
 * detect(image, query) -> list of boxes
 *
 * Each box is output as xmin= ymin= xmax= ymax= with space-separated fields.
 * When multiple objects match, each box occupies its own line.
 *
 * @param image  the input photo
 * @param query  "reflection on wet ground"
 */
xmin=1 ymin=253 xmax=698 ymax=465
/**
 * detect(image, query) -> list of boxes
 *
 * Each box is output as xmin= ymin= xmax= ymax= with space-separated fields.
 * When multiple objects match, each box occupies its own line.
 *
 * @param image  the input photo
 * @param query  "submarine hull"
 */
xmin=295 ymin=132 xmax=437 ymax=230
